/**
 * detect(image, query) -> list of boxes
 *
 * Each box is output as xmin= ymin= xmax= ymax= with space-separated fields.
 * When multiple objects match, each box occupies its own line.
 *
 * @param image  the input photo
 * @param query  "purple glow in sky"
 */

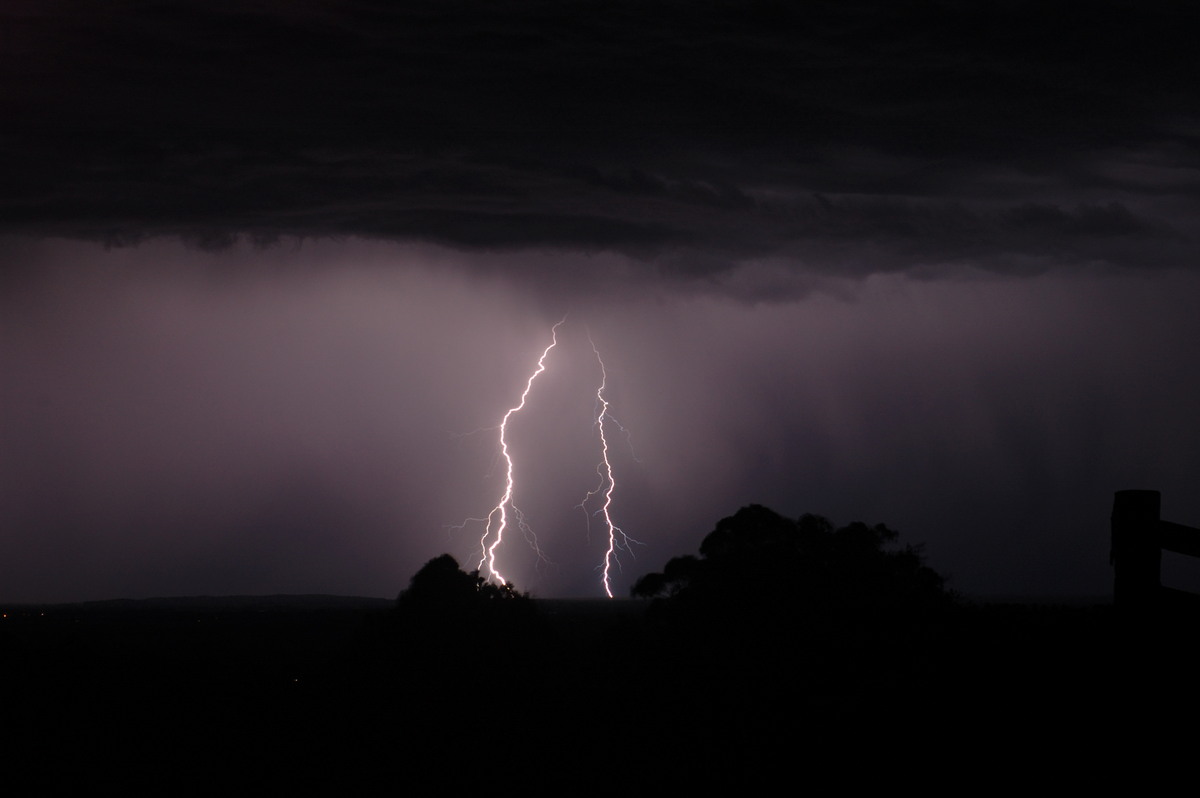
xmin=4 ymin=1 xmax=1200 ymax=601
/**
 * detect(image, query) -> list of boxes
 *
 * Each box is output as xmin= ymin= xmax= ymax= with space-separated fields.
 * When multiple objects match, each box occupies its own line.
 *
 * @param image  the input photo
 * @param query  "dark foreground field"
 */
xmin=2 ymin=595 xmax=1194 ymax=791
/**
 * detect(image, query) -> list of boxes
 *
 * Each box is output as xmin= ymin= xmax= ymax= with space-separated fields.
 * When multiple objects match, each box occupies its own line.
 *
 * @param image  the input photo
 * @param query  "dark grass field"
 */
xmin=2 ymin=595 xmax=1194 ymax=790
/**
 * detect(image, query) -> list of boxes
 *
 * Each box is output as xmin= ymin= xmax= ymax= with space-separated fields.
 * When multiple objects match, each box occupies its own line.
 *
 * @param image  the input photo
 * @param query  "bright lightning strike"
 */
xmin=475 ymin=318 xmax=565 ymax=586
xmin=578 ymin=334 xmax=640 ymax=598
xmin=456 ymin=319 xmax=639 ymax=597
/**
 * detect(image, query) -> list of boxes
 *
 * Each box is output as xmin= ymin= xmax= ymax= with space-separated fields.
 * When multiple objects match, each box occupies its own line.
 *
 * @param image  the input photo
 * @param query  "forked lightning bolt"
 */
xmin=458 ymin=319 xmax=637 ymax=597
xmin=578 ymin=335 xmax=640 ymax=597
xmin=475 ymin=319 xmax=565 ymax=586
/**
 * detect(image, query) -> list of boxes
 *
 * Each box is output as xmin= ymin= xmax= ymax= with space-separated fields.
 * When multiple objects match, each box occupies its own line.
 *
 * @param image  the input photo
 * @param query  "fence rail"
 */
xmin=1111 ymin=489 xmax=1200 ymax=610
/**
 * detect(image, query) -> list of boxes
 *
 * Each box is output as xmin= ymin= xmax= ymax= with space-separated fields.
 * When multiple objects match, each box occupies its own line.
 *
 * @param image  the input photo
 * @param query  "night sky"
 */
xmin=4 ymin=1 xmax=1200 ymax=602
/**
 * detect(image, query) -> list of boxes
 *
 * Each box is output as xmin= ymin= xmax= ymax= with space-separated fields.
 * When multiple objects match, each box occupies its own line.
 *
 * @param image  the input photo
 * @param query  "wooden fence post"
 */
xmin=1111 ymin=489 xmax=1161 ymax=610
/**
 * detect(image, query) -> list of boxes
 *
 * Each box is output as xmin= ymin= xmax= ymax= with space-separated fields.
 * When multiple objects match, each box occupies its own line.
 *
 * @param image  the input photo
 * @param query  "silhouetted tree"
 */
xmin=631 ymin=555 xmax=700 ymax=599
xmin=632 ymin=504 xmax=953 ymax=618
xmin=397 ymin=553 xmax=479 ymax=608
xmin=630 ymin=505 xmax=957 ymax=703
xmin=397 ymin=553 xmax=528 ymax=608
xmin=630 ymin=570 xmax=668 ymax=599
xmin=392 ymin=554 xmax=539 ymax=658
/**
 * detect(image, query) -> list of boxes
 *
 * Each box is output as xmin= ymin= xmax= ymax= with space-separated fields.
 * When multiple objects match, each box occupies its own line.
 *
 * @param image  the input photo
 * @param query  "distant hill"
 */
xmin=56 ymin=594 xmax=394 ymax=611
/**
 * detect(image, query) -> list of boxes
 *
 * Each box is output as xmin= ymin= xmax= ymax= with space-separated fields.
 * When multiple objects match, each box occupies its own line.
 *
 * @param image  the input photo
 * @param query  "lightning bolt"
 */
xmin=475 ymin=318 xmax=566 ymax=586
xmin=455 ymin=319 xmax=639 ymax=597
xmin=579 ymin=334 xmax=640 ymax=598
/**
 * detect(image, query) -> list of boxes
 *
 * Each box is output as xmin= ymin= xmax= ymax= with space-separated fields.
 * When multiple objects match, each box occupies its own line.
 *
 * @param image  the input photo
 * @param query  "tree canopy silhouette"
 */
xmin=631 ymin=504 xmax=953 ymax=618
xmin=396 ymin=553 xmax=529 ymax=614
xmin=391 ymin=553 xmax=538 ymax=656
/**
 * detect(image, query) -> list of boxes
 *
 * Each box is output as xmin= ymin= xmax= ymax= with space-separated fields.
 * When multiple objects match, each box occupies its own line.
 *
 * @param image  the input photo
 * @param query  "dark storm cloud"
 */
xmin=4 ymin=1 xmax=1200 ymax=284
